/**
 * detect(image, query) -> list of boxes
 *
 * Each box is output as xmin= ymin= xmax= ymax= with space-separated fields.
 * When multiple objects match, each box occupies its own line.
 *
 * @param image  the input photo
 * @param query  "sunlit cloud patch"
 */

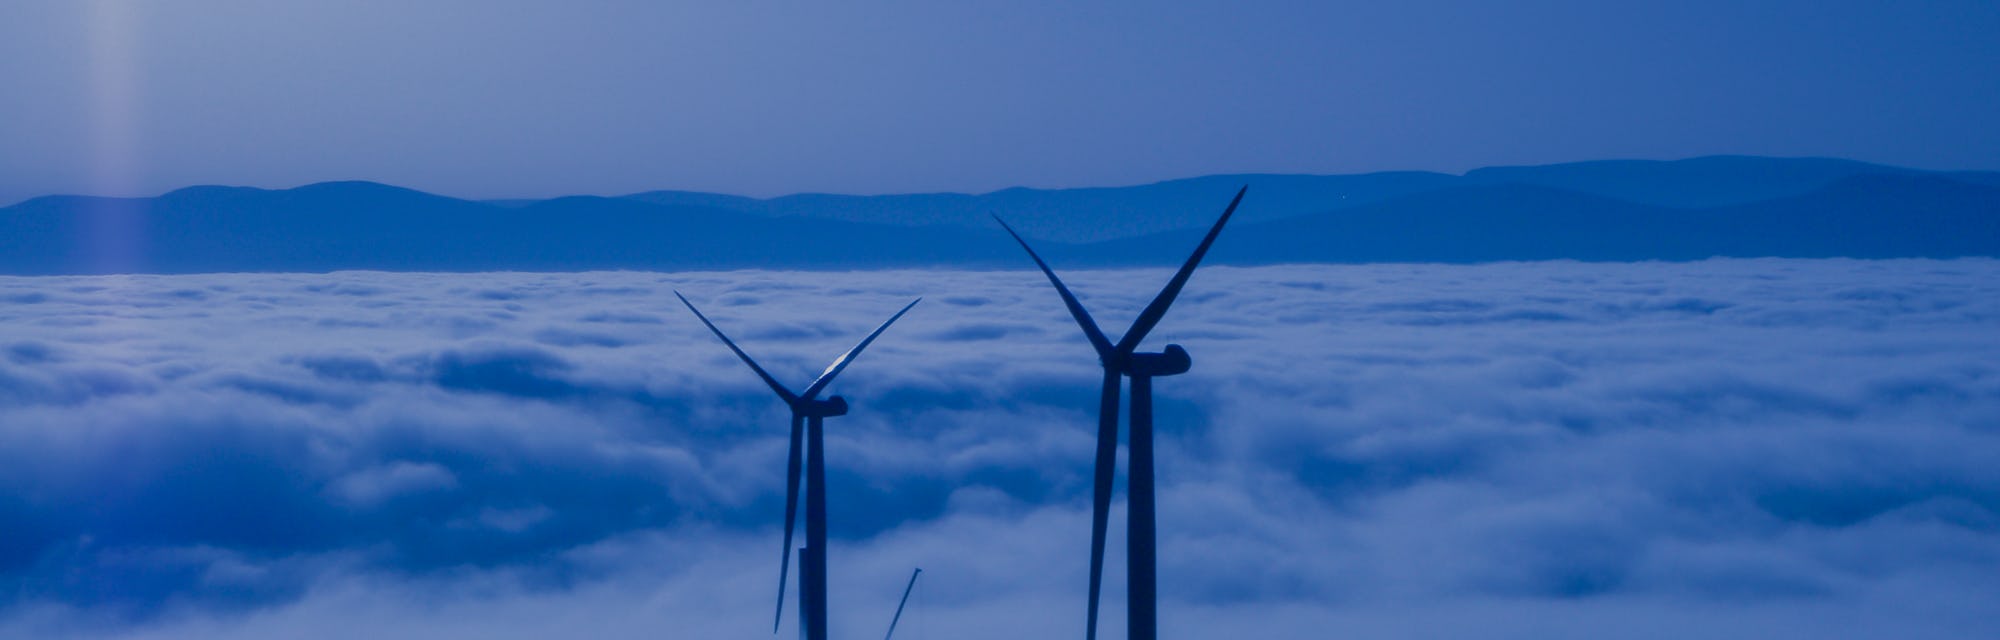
xmin=2 ymin=260 xmax=1998 ymax=638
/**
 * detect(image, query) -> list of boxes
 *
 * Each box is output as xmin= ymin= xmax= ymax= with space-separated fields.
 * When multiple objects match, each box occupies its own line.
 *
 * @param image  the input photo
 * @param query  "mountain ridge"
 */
xmin=4 ymin=157 xmax=1997 ymax=275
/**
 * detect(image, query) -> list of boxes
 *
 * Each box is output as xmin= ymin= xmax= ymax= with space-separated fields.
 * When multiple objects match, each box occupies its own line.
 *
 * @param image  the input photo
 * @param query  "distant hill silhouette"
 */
xmin=1090 ymin=174 xmax=2000 ymax=265
xmin=3 ymin=157 xmax=1996 ymax=275
xmin=619 ymin=171 xmax=1461 ymax=242
xmin=1457 ymin=156 xmax=1934 ymax=208
xmin=0 ymin=182 xmax=1022 ymax=275
xmin=610 ymin=156 xmax=1998 ymax=242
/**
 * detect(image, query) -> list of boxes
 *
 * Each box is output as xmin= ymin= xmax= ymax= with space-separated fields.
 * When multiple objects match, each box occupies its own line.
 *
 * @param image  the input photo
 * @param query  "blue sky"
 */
xmin=1 ymin=1 xmax=1996 ymax=203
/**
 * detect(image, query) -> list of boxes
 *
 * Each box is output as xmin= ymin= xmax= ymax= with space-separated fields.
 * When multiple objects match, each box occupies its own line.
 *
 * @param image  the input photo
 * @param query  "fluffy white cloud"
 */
xmin=1 ymin=260 xmax=1997 ymax=638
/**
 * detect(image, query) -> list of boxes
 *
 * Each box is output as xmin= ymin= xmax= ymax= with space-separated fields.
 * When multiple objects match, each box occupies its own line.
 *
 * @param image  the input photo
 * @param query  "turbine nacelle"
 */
xmin=794 ymin=396 xmax=849 ymax=418
xmin=1122 ymin=344 xmax=1191 ymax=377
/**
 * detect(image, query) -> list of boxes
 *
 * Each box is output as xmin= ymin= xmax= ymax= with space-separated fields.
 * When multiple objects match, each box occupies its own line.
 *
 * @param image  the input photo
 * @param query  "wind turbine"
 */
xmin=994 ymin=186 xmax=1245 ymax=640
xmin=676 ymin=292 xmax=921 ymax=640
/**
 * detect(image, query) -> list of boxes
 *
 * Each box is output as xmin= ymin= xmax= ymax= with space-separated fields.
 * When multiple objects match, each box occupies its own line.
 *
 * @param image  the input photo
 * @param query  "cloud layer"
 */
xmin=2 ymin=260 xmax=1998 ymax=638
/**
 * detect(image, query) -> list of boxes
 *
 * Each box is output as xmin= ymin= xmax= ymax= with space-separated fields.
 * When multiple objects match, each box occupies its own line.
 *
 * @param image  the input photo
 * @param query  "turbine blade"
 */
xmin=883 ymin=567 xmax=922 ymax=640
xmin=1086 ymin=369 xmax=1120 ymax=640
xmin=993 ymin=215 xmax=1115 ymax=360
xmin=1113 ymin=186 xmax=1246 ymax=354
xmin=800 ymin=298 xmax=921 ymax=401
xmin=677 ymin=291 xmax=799 ymax=405
xmin=774 ymin=413 xmax=805 ymax=634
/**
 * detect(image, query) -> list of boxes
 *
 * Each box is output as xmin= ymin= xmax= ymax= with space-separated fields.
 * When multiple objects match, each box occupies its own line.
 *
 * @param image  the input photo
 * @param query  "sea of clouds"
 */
xmin=2 ymin=260 xmax=1998 ymax=639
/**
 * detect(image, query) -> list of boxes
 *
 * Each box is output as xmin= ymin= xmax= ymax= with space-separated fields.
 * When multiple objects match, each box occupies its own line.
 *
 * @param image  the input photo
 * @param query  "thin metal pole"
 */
xmin=798 ymin=547 xmax=808 ymax=640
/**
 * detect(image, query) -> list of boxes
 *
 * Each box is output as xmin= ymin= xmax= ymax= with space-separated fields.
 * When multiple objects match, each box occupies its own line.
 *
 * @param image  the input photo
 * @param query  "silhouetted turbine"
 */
xmin=995 ymin=186 xmax=1245 ymax=640
xmin=677 ymin=292 xmax=920 ymax=640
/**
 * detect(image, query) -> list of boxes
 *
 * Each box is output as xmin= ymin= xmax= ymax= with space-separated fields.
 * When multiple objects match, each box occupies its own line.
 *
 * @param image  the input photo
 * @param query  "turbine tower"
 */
xmin=995 ymin=186 xmax=1245 ymax=640
xmin=677 ymin=292 xmax=921 ymax=640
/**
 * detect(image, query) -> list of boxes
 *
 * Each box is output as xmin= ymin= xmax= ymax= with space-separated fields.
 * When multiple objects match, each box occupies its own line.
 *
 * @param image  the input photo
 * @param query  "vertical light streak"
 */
xmin=82 ymin=0 xmax=144 ymax=272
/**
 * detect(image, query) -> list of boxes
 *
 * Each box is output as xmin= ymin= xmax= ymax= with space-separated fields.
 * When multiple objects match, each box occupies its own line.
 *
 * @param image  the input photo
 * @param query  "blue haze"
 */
xmin=1 ymin=1 xmax=1997 ymax=637
xmin=2 ymin=2 xmax=1998 ymax=203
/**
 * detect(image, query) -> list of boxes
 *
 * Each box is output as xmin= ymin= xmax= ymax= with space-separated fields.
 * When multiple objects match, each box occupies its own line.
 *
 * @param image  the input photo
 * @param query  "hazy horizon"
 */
xmin=7 ymin=153 xmax=1995 ymax=205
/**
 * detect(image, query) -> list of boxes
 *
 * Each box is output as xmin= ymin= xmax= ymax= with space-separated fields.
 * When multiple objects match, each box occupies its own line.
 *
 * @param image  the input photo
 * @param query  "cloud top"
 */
xmin=1 ymin=260 xmax=1998 ymax=638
